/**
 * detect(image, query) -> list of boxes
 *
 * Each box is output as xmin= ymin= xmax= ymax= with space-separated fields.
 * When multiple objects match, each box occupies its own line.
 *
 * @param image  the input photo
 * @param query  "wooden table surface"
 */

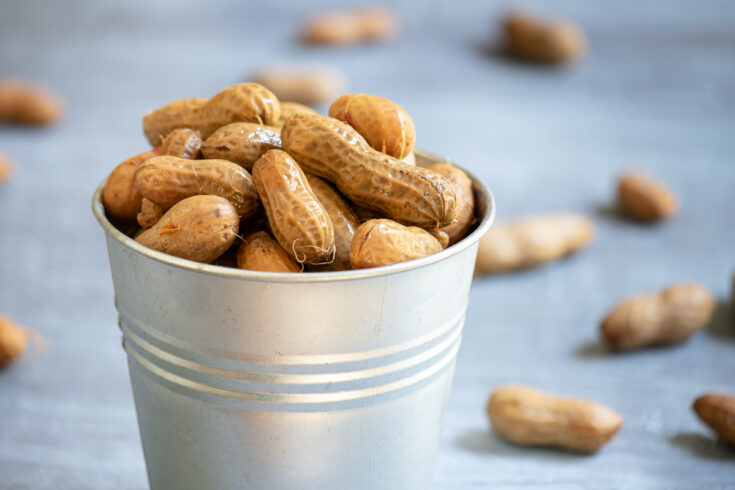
xmin=1 ymin=1 xmax=734 ymax=488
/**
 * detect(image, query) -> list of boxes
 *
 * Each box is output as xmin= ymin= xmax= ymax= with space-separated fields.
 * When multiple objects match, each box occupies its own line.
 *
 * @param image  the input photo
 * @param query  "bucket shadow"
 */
xmin=705 ymin=301 xmax=734 ymax=342
xmin=595 ymin=204 xmax=626 ymax=223
xmin=669 ymin=432 xmax=735 ymax=461
xmin=574 ymin=340 xmax=609 ymax=358
xmin=455 ymin=428 xmax=593 ymax=460
xmin=472 ymin=39 xmax=567 ymax=71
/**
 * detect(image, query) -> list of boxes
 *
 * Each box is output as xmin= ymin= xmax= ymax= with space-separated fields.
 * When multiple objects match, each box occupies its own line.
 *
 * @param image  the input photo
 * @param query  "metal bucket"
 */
xmin=92 ymin=150 xmax=494 ymax=490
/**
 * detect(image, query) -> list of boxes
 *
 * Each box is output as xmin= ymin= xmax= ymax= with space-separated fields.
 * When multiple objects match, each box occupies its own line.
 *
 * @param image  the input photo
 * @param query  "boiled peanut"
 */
xmin=281 ymin=113 xmax=457 ymax=228
xmin=102 ymin=150 xmax=158 ymax=222
xmin=0 ymin=79 xmax=63 ymax=125
xmin=252 ymin=150 xmax=335 ymax=264
xmin=487 ymin=385 xmax=622 ymax=453
xmin=237 ymin=231 xmax=302 ymax=273
xmin=136 ymin=195 xmax=238 ymax=263
xmin=305 ymin=174 xmax=360 ymax=271
xmin=277 ymin=102 xmax=318 ymax=127
xmin=142 ymin=98 xmax=207 ymax=146
xmin=160 ymin=128 xmax=202 ymax=159
xmin=134 ymin=156 xmax=259 ymax=218
xmin=0 ymin=151 xmax=13 ymax=184
xmin=618 ymin=172 xmax=678 ymax=222
xmin=693 ymin=394 xmax=735 ymax=446
xmin=0 ymin=314 xmax=27 ymax=368
xmin=197 ymin=83 xmax=280 ymax=138
xmin=350 ymin=219 xmax=443 ymax=269
xmin=475 ymin=213 xmax=593 ymax=275
xmin=301 ymin=6 xmax=398 ymax=45
xmin=601 ymin=283 xmax=715 ymax=350
xmin=137 ymin=198 xmax=164 ymax=229
xmin=143 ymin=83 xmax=280 ymax=145
xmin=201 ymin=122 xmax=281 ymax=171
xmin=429 ymin=163 xmax=474 ymax=246
xmin=503 ymin=12 xmax=586 ymax=64
xmin=428 ymin=230 xmax=450 ymax=249
xmin=252 ymin=66 xmax=345 ymax=105
xmin=329 ymin=93 xmax=415 ymax=159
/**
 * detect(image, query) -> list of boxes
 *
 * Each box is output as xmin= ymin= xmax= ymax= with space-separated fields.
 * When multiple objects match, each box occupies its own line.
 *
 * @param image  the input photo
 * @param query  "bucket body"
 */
xmin=93 ymin=151 xmax=494 ymax=490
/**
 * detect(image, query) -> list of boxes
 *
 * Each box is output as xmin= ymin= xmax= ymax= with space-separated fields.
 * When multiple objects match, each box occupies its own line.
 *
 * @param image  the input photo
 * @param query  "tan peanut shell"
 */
xmin=142 ymin=98 xmax=207 ymax=146
xmin=301 ymin=6 xmax=398 ymax=45
xmin=350 ymin=219 xmax=443 ymax=269
xmin=281 ymin=113 xmax=457 ymax=228
xmin=201 ymin=122 xmax=281 ymax=170
xmin=160 ymin=128 xmax=202 ymax=159
xmin=134 ymin=156 xmax=259 ymax=218
xmin=197 ymin=83 xmax=281 ymax=138
xmin=252 ymin=150 xmax=335 ymax=264
xmin=329 ymin=93 xmax=415 ymax=159
xmin=0 ymin=152 xmax=13 ymax=184
xmin=601 ymin=283 xmax=715 ymax=350
xmin=142 ymin=83 xmax=280 ymax=145
xmin=693 ymin=394 xmax=735 ymax=446
xmin=102 ymin=150 xmax=158 ymax=222
xmin=137 ymin=198 xmax=164 ymax=229
xmin=237 ymin=231 xmax=302 ymax=273
xmin=487 ymin=385 xmax=623 ymax=453
xmin=428 ymin=229 xmax=450 ymax=249
xmin=253 ymin=67 xmax=345 ymax=105
xmin=135 ymin=195 xmax=238 ymax=263
xmin=0 ymin=79 xmax=63 ymax=125
xmin=504 ymin=12 xmax=586 ymax=64
xmin=475 ymin=213 xmax=593 ymax=275
xmin=429 ymin=163 xmax=475 ymax=246
xmin=0 ymin=314 xmax=27 ymax=368
xmin=305 ymin=174 xmax=360 ymax=271
xmin=618 ymin=172 xmax=678 ymax=222
xmin=278 ymin=102 xmax=318 ymax=127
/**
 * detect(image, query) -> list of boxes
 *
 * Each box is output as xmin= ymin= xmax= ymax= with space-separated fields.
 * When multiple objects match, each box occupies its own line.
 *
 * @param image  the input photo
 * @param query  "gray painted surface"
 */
xmin=0 ymin=1 xmax=733 ymax=488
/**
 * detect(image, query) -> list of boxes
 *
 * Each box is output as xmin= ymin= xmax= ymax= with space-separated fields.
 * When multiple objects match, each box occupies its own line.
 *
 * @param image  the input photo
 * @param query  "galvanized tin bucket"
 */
xmin=92 ymin=150 xmax=494 ymax=490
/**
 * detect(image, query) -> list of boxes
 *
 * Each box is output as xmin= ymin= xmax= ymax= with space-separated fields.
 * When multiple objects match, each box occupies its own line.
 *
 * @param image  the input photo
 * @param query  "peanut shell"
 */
xmin=305 ymin=174 xmax=360 ymax=271
xmin=134 ymin=156 xmax=259 ymax=218
xmin=601 ymin=283 xmax=715 ymax=350
xmin=0 ymin=79 xmax=63 ymax=125
xmin=329 ymin=93 xmax=415 ymax=159
xmin=475 ymin=213 xmax=593 ymax=275
xmin=618 ymin=172 xmax=678 ymax=222
xmin=281 ymin=113 xmax=457 ymax=228
xmin=201 ymin=122 xmax=281 ymax=171
xmin=429 ymin=162 xmax=474 ymax=246
xmin=135 ymin=195 xmax=239 ymax=263
xmin=0 ymin=315 xmax=27 ymax=368
xmin=103 ymin=150 xmax=158 ymax=222
xmin=693 ymin=394 xmax=735 ymax=446
xmin=160 ymin=128 xmax=202 ymax=159
xmin=252 ymin=150 xmax=335 ymax=265
xmin=504 ymin=12 xmax=586 ymax=64
xmin=350 ymin=219 xmax=443 ymax=269
xmin=237 ymin=231 xmax=302 ymax=273
xmin=487 ymin=385 xmax=622 ymax=453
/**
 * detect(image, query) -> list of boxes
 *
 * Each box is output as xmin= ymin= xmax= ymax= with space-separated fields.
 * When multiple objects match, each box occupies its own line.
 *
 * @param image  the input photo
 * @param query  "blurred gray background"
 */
xmin=1 ymin=0 xmax=734 ymax=488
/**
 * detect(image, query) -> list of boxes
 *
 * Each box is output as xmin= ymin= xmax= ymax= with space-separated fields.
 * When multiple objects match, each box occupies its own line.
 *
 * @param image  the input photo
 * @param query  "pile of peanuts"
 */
xmin=101 ymin=83 xmax=476 ymax=272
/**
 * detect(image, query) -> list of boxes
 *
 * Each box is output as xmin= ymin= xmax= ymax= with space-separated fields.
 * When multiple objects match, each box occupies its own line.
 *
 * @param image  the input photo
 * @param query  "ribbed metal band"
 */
xmin=119 ymin=311 xmax=464 ymax=408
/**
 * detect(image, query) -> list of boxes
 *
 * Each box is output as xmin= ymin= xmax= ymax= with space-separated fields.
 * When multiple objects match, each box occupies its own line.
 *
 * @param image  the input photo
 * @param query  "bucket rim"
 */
xmin=92 ymin=149 xmax=495 ymax=283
